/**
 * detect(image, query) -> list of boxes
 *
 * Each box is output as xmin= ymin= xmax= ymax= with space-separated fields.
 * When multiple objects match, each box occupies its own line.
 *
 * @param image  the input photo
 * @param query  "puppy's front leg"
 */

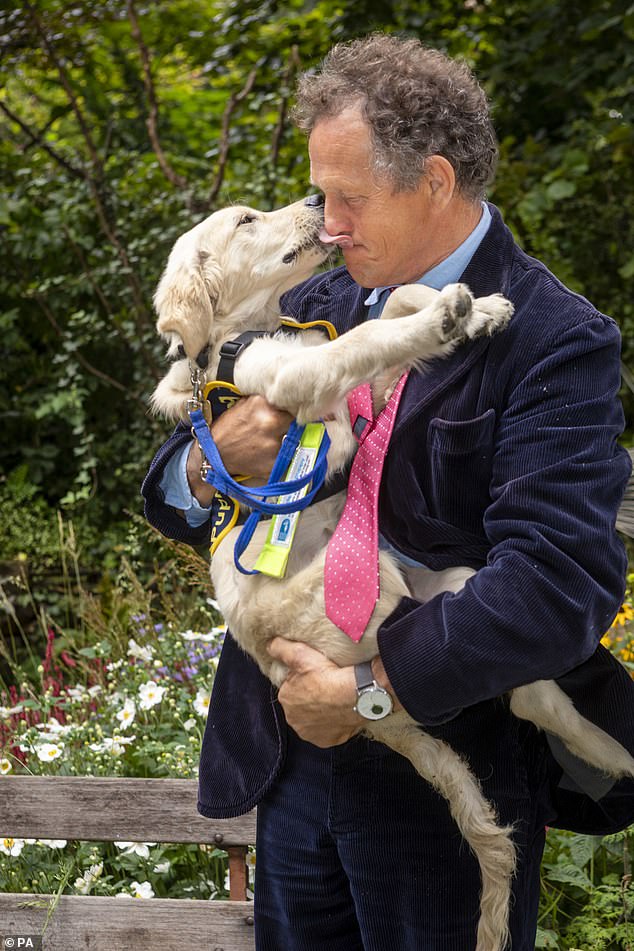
xmin=236 ymin=284 xmax=511 ymax=421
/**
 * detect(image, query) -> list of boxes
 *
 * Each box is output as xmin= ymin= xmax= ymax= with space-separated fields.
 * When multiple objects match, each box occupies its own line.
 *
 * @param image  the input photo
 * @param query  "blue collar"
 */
xmin=365 ymin=202 xmax=492 ymax=316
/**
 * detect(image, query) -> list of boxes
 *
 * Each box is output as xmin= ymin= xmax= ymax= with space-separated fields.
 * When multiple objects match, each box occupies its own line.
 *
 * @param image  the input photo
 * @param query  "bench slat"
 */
xmin=0 ymin=893 xmax=255 ymax=950
xmin=0 ymin=776 xmax=256 ymax=846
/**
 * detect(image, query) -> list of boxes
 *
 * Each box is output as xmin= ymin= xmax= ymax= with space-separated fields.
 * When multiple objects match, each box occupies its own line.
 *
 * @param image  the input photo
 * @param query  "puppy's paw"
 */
xmin=463 ymin=293 xmax=514 ymax=340
xmin=436 ymin=283 xmax=475 ymax=341
xmin=269 ymin=659 xmax=289 ymax=688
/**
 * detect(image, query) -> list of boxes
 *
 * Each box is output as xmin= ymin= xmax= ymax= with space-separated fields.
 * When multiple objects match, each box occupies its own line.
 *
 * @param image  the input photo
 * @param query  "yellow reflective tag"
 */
xmin=254 ymin=423 xmax=327 ymax=578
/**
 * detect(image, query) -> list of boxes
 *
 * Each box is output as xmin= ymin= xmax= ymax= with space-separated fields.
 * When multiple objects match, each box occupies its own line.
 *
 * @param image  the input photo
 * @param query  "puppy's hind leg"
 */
xmin=372 ymin=713 xmax=515 ymax=951
xmin=510 ymin=680 xmax=634 ymax=780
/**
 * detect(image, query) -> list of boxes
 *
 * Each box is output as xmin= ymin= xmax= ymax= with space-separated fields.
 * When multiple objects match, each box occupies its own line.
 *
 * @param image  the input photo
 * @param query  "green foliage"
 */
xmin=0 ymin=540 xmax=235 ymax=900
xmin=1 ymin=0 xmax=632 ymax=534
xmin=539 ymin=827 xmax=634 ymax=949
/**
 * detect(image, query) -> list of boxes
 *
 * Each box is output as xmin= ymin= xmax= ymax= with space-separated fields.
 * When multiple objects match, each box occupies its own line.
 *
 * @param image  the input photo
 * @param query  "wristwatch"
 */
xmin=354 ymin=661 xmax=393 ymax=720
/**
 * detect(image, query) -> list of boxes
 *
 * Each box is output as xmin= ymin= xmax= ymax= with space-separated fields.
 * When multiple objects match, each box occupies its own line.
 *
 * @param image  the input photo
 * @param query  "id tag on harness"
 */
xmin=254 ymin=423 xmax=327 ymax=579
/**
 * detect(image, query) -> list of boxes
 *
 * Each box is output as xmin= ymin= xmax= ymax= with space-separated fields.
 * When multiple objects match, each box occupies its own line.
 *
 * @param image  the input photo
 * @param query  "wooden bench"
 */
xmin=0 ymin=776 xmax=256 ymax=950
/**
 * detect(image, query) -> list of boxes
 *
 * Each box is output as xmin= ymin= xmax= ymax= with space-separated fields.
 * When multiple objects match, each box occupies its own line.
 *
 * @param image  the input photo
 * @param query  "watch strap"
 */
xmin=354 ymin=660 xmax=376 ymax=692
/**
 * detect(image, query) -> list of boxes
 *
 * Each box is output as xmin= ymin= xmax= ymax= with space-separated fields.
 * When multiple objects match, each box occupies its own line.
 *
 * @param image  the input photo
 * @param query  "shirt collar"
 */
xmin=364 ymin=202 xmax=492 ymax=307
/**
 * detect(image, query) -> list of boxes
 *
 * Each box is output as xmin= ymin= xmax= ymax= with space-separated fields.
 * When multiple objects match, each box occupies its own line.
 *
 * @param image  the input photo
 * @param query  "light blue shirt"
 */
xmin=160 ymin=203 xmax=492 ymax=527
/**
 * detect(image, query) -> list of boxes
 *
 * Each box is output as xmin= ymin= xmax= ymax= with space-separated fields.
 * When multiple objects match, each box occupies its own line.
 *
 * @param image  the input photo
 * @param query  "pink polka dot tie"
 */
xmin=324 ymin=372 xmax=409 ymax=641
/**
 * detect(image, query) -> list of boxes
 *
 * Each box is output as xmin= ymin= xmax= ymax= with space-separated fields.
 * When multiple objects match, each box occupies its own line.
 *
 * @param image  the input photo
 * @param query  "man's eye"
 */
xmin=237 ymin=214 xmax=257 ymax=226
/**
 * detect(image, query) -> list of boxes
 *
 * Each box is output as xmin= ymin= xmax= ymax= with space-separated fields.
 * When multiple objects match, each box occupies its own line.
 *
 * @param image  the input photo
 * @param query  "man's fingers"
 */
xmin=267 ymin=637 xmax=328 ymax=672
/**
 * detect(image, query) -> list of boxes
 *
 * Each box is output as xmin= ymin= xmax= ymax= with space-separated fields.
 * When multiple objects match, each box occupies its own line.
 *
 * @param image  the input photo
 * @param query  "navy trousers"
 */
xmin=254 ymin=701 xmax=554 ymax=950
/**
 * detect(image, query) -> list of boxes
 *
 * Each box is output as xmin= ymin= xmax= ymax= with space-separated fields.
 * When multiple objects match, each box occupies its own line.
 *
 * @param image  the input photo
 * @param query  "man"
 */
xmin=143 ymin=34 xmax=634 ymax=950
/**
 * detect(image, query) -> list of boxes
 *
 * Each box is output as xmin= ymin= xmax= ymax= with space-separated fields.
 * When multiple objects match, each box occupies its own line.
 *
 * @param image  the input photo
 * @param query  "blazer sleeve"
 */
xmin=378 ymin=311 xmax=631 ymax=725
xmin=141 ymin=422 xmax=212 ymax=547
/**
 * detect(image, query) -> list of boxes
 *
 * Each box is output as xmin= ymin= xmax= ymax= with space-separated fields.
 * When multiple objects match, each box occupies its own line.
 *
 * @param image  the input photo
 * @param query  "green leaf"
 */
xmin=546 ymin=179 xmax=576 ymax=201
xmin=534 ymin=926 xmax=559 ymax=948
xmin=569 ymin=833 xmax=601 ymax=869
xmin=543 ymin=862 xmax=593 ymax=888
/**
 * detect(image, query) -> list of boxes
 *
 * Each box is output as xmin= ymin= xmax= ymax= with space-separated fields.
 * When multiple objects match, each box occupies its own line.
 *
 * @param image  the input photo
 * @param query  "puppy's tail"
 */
xmin=371 ymin=713 xmax=515 ymax=951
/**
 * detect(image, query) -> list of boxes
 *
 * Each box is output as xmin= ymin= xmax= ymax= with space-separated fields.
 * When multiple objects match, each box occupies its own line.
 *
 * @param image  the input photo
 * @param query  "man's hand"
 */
xmin=267 ymin=638 xmax=364 ymax=748
xmin=187 ymin=395 xmax=293 ymax=505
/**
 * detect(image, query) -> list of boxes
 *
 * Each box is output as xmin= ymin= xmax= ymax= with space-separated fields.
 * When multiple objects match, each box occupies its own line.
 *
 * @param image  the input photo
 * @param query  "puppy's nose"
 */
xmin=304 ymin=193 xmax=324 ymax=207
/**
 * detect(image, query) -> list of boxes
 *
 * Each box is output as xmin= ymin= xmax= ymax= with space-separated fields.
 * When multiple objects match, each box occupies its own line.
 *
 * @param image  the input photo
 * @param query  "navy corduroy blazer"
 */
xmin=142 ymin=204 xmax=634 ymax=832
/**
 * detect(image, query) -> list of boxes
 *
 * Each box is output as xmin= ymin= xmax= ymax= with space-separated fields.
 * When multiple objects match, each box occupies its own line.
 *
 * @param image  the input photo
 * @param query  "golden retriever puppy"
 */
xmin=151 ymin=198 xmax=634 ymax=951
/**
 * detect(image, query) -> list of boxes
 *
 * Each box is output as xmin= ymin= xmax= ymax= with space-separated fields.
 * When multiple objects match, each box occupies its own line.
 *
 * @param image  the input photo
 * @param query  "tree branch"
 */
xmin=16 ymin=3 xmax=158 ymax=349
xmin=0 ymin=101 xmax=85 ymax=180
xmin=23 ymin=0 xmax=103 ymax=175
xmin=125 ymin=0 xmax=188 ymax=190
xmin=208 ymin=67 xmax=259 ymax=208
xmin=32 ymin=292 xmax=147 ymax=404
xmin=270 ymin=46 xmax=301 ymax=170
xmin=60 ymin=222 xmax=161 ymax=380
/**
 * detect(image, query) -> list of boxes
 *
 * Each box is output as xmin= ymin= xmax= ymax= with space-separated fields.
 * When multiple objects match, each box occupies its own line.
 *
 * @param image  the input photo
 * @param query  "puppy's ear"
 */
xmin=154 ymin=248 xmax=219 ymax=360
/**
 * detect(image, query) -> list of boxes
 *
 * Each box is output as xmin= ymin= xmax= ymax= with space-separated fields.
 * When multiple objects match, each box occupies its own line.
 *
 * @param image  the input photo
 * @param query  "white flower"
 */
xmin=87 ymin=684 xmax=102 ymax=697
xmin=39 ymin=716 xmax=71 ymax=735
xmin=35 ymin=718 xmax=72 ymax=742
xmin=153 ymin=860 xmax=171 ymax=874
xmin=35 ymin=742 xmax=64 ymax=762
xmin=115 ymin=699 xmax=136 ymax=729
xmin=74 ymin=861 xmax=103 ymax=893
xmin=0 ymin=757 xmax=12 ymax=774
xmin=193 ymin=687 xmax=210 ymax=717
xmin=180 ymin=629 xmax=199 ymax=641
xmin=128 ymin=638 xmax=154 ymax=662
xmin=89 ymin=734 xmax=135 ymax=756
xmin=0 ymin=837 xmax=25 ymax=856
xmin=180 ymin=625 xmax=226 ymax=643
xmin=138 ymin=681 xmax=165 ymax=710
xmin=206 ymin=597 xmax=221 ymax=611
xmin=65 ymin=686 xmax=87 ymax=701
xmin=130 ymin=880 xmax=154 ymax=899
xmin=183 ymin=718 xmax=197 ymax=732
xmin=114 ymin=841 xmax=156 ymax=859
xmin=37 ymin=839 xmax=67 ymax=849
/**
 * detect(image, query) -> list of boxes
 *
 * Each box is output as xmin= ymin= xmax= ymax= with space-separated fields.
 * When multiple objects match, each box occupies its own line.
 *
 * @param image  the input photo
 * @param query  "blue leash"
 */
xmin=189 ymin=409 xmax=330 ymax=574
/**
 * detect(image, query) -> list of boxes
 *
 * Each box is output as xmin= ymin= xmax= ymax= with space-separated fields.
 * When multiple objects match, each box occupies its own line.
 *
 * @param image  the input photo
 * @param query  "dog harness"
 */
xmin=188 ymin=319 xmax=338 ymax=572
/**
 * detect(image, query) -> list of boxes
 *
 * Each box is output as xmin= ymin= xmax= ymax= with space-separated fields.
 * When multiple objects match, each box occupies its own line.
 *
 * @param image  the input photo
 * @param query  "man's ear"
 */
xmin=154 ymin=248 xmax=219 ymax=361
xmin=423 ymin=155 xmax=456 ymax=209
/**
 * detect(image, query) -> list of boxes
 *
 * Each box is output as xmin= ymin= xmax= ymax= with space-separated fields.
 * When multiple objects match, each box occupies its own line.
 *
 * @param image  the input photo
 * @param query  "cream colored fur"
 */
xmin=152 ymin=200 xmax=634 ymax=951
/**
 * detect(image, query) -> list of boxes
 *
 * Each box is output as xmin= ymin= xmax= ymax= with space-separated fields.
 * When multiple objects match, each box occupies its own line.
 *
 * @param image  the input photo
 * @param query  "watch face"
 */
xmin=356 ymin=687 xmax=393 ymax=720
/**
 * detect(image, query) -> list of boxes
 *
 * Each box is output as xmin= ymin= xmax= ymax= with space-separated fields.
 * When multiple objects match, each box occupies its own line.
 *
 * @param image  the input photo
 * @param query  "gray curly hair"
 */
xmin=293 ymin=34 xmax=498 ymax=200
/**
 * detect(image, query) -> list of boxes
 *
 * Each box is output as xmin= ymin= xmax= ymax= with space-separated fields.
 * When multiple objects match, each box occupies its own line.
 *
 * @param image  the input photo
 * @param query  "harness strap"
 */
xmin=216 ymin=331 xmax=270 ymax=386
xmin=190 ymin=409 xmax=330 ymax=514
xmin=193 ymin=317 xmax=338 ymax=570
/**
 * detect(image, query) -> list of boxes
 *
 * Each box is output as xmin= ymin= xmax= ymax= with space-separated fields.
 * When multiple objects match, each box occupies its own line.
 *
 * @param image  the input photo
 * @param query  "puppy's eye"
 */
xmin=237 ymin=214 xmax=256 ymax=227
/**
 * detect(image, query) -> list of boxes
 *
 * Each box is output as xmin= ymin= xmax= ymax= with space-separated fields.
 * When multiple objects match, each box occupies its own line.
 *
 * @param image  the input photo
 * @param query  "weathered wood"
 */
xmin=227 ymin=846 xmax=248 ymax=902
xmin=0 ymin=776 xmax=257 ymax=949
xmin=0 ymin=893 xmax=255 ymax=951
xmin=0 ymin=776 xmax=256 ymax=846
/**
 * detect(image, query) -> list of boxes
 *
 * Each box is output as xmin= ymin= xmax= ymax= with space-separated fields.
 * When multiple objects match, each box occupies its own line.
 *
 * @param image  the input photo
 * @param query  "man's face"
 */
xmin=309 ymin=109 xmax=441 ymax=288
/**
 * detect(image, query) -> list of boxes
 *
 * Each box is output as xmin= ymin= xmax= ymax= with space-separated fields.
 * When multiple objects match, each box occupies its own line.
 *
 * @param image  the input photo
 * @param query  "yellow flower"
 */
xmin=610 ymin=603 xmax=634 ymax=628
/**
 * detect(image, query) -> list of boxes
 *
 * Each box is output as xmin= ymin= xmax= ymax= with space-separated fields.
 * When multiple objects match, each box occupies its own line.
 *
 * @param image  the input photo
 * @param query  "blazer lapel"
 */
xmin=391 ymin=203 xmax=515 ymax=440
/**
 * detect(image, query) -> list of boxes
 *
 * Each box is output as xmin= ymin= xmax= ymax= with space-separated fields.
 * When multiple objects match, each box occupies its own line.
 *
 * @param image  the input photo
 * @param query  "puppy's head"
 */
xmin=153 ymin=198 xmax=330 ymax=364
